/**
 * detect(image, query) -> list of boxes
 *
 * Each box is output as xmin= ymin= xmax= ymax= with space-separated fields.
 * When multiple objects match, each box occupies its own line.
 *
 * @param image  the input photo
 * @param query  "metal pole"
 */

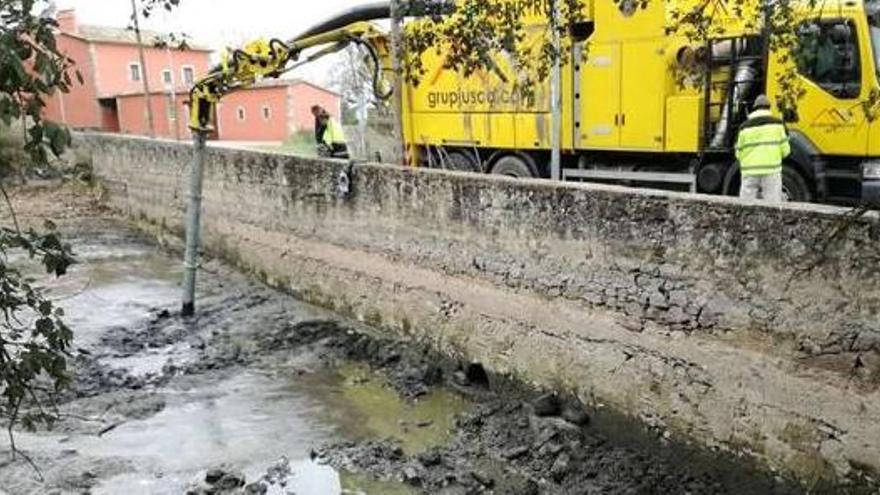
xmin=550 ymin=0 xmax=562 ymax=181
xmin=351 ymin=46 xmax=369 ymax=158
xmin=358 ymin=82 xmax=368 ymax=159
xmin=181 ymin=130 xmax=207 ymax=316
xmin=131 ymin=0 xmax=156 ymax=138
xmin=166 ymin=45 xmax=181 ymax=141
xmin=390 ymin=0 xmax=405 ymax=165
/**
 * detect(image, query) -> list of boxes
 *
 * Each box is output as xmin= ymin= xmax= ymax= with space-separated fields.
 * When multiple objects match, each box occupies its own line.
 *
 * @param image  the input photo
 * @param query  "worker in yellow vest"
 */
xmin=735 ymin=95 xmax=791 ymax=202
xmin=311 ymin=105 xmax=349 ymax=159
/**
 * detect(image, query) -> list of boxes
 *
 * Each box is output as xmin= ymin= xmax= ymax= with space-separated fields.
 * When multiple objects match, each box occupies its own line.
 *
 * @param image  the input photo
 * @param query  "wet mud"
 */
xmin=0 ymin=187 xmax=815 ymax=494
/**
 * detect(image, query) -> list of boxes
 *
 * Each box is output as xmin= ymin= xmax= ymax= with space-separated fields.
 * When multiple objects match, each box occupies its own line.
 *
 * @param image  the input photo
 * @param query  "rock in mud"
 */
xmin=261 ymin=456 xmax=292 ymax=485
xmin=469 ymin=470 xmax=494 ymax=488
xmin=214 ymin=471 xmax=246 ymax=490
xmin=205 ymin=469 xmax=225 ymax=484
xmin=452 ymin=370 xmax=470 ymax=386
xmin=531 ymin=392 xmax=562 ymax=417
xmin=402 ymin=464 xmax=424 ymax=485
xmin=190 ymin=468 xmax=246 ymax=494
xmin=561 ymin=404 xmax=590 ymax=426
xmin=417 ymin=450 xmax=442 ymax=467
xmin=244 ymin=482 xmax=268 ymax=494
xmin=502 ymin=445 xmax=530 ymax=460
xmin=550 ymin=453 xmax=571 ymax=482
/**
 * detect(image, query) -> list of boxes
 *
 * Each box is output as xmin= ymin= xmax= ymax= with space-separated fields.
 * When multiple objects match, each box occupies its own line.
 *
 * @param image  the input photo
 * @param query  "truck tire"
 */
xmin=490 ymin=154 xmax=537 ymax=178
xmin=723 ymin=163 xmax=814 ymax=203
xmin=782 ymin=164 xmax=813 ymax=203
xmin=443 ymin=150 xmax=481 ymax=173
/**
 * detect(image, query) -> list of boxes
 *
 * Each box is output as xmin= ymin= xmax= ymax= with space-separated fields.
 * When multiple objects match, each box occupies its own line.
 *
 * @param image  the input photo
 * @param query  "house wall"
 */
xmin=117 ymin=93 xmax=189 ymax=140
xmin=91 ymin=43 xmax=211 ymax=99
xmin=217 ymin=86 xmax=290 ymax=142
xmin=43 ymin=35 xmax=102 ymax=129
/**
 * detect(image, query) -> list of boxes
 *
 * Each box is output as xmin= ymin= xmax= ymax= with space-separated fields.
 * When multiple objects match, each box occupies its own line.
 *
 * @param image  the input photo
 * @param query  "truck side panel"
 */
xmin=620 ymin=39 xmax=667 ymax=150
xmin=665 ymin=95 xmax=703 ymax=152
xmin=578 ymin=42 xmax=621 ymax=149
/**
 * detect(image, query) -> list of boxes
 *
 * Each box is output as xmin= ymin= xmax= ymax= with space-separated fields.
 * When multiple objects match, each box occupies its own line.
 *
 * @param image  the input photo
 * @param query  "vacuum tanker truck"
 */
xmin=190 ymin=0 xmax=880 ymax=204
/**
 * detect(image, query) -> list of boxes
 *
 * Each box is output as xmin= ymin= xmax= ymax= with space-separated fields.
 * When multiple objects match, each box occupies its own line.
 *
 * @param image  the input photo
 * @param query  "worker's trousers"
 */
xmin=740 ymin=172 xmax=783 ymax=203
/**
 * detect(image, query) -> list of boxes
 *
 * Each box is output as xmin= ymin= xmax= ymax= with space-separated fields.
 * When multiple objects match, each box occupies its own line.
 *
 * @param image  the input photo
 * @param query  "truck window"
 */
xmin=873 ymin=25 xmax=880 ymax=76
xmin=870 ymin=2 xmax=880 ymax=79
xmin=796 ymin=19 xmax=861 ymax=98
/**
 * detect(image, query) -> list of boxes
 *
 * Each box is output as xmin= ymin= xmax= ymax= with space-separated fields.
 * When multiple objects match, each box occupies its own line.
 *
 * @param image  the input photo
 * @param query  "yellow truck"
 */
xmin=191 ymin=0 xmax=880 ymax=203
xmin=397 ymin=0 xmax=880 ymax=203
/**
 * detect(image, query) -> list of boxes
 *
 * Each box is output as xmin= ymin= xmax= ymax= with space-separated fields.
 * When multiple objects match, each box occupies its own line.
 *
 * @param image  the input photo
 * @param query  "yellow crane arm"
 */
xmin=188 ymin=22 xmax=389 ymax=131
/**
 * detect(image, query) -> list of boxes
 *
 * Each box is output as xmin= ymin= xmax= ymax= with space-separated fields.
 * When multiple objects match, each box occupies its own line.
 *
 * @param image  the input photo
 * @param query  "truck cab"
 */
xmin=766 ymin=0 xmax=880 ymax=203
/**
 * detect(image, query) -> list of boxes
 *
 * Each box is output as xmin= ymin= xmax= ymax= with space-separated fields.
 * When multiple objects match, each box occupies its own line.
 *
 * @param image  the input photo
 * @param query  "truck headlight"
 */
xmin=863 ymin=160 xmax=880 ymax=180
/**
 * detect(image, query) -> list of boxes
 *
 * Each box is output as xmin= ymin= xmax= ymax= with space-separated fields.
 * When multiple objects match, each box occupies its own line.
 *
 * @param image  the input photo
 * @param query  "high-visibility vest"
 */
xmin=735 ymin=109 xmax=791 ymax=177
xmin=321 ymin=118 xmax=347 ymax=147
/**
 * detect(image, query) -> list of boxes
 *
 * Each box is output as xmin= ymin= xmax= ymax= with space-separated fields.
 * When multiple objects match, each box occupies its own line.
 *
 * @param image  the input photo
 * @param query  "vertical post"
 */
xmin=181 ymin=130 xmax=207 ymax=317
xmin=131 ymin=0 xmax=156 ymax=138
xmin=550 ymin=0 xmax=563 ymax=181
xmin=358 ymin=80 xmax=368 ymax=159
xmin=389 ymin=0 xmax=405 ymax=165
xmin=166 ymin=46 xmax=181 ymax=141
xmin=350 ymin=45 xmax=369 ymax=158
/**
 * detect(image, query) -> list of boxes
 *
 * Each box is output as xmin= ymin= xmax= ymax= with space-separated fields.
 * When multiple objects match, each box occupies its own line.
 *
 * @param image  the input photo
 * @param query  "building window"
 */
xmin=182 ymin=66 xmax=195 ymax=85
xmin=237 ymin=106 xmax=246 ymax=121
xmin=262 ymin=105 xmax=271 ymax=121
xmin=162 ymin=69 xmax=173 ymax=86
xmin=129 ymin=63 xmax=141 ymax=82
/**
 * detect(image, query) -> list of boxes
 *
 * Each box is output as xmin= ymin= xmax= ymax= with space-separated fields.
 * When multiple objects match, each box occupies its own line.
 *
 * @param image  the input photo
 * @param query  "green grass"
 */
xmin=253 ymin=131 xmax=317 ymax=157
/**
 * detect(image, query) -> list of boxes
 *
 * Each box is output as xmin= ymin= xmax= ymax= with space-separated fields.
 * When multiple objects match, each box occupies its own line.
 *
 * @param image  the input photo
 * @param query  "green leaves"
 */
xmin=0 ymin=221 xmax=77 ymax=436
xmin=401 ymin=0 xmax=588 ymax=98
xmin=44 ymin=121 xmax=71 ymax=157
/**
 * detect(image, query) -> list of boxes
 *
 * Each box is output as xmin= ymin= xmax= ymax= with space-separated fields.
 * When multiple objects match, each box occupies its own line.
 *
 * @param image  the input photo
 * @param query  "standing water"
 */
xmin=0 ymin=220 xmax=455 ymax=494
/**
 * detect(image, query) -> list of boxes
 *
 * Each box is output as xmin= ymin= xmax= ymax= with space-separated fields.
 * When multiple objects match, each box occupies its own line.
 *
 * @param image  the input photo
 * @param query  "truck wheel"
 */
xmin=443 ymin=150 xmax=481 ymax=173
xmin=490 ymin=154 xmax=537 ymax=178
xmin=723 ymin=164 xmax=814 ymax=203
xmin=782 ymin=165 xmax=813 ymax=203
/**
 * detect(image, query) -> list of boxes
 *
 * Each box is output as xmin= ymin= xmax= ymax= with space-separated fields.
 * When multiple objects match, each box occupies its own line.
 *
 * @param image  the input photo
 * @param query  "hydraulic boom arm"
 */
xmin=188 ymin=22 xmax=388 ymax=130
xmin=188 ymin=1 xmax=454 ymax=131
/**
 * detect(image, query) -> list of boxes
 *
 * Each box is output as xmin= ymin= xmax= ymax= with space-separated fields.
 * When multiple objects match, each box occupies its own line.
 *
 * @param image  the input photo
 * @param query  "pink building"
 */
xmin=44 ymin=9 xmax=212 ymax=138
xmin=216 ymin=80 xmax=341 ymax=142
xmin=45 ymin=9 xmax=342 ymax=143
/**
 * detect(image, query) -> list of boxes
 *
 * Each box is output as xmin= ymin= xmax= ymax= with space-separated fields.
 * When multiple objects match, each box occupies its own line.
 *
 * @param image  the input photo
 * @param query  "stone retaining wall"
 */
xmin=81 ymin=133 xmax=880 ymax=489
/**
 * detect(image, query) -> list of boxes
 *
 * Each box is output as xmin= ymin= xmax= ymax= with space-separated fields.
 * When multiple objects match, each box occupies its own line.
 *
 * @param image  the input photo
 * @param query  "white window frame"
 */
xmin=236 ymin=106 xmax=246 ymax=121
xmin=161 ymin=69 xmax=173 ymax=86
xmin=181 ymin=65 xmax=195 ymax=85
xmin=262 ymin=105 xmax=271 ymax=121
xmin=129 ymin=62 xmax=142 ymax=82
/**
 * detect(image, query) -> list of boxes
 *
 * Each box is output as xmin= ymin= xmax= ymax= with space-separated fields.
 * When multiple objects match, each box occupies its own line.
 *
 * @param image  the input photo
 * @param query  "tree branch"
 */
xmin=0 ymin=182 xmax=20 ymax=234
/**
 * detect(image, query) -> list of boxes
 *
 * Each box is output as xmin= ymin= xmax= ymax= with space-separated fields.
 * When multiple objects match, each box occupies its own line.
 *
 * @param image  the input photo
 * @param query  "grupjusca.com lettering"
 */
xmin=427 ymin=89 xmax=535 ymax=109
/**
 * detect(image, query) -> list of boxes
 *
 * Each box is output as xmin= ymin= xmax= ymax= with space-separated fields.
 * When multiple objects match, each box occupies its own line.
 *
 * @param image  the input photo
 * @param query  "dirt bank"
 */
xmin=0 ymin=183 xmax=826 ymax=494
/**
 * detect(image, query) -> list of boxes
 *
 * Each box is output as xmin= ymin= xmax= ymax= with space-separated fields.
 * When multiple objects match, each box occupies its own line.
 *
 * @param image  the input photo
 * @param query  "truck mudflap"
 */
xmin=862 ymin=181 xmax=880 ymax=204
xmin=862 ymin=160 xmax=880 ymax=205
